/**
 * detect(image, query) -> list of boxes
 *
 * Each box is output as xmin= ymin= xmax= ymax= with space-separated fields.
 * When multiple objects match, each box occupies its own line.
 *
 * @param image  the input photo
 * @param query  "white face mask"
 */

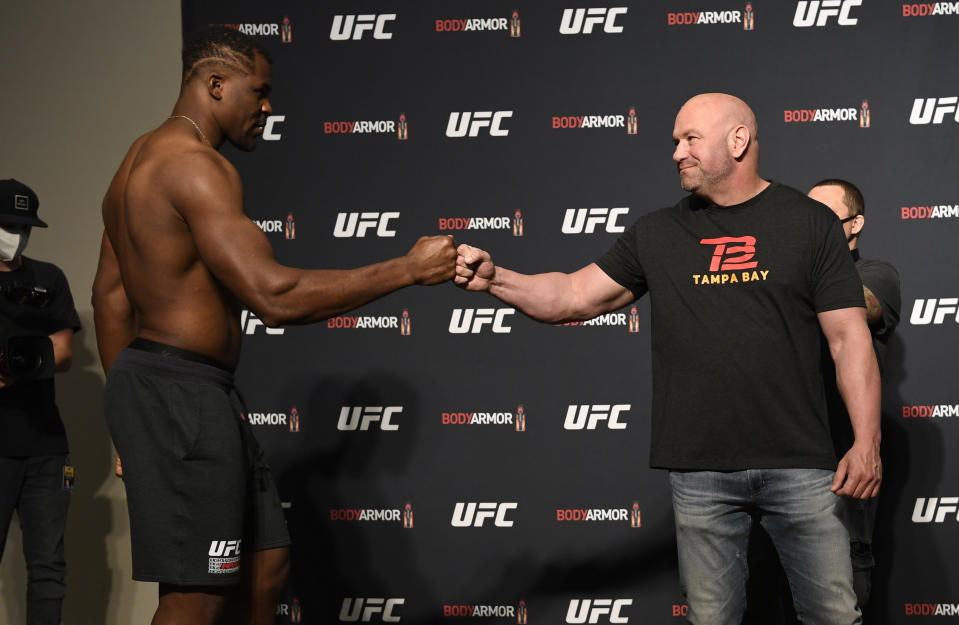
xmin=0 ymin=225 xmax=29 ymax=262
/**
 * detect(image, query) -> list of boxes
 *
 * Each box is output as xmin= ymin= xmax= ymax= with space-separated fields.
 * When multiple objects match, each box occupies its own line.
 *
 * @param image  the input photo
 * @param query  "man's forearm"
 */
xmin=834 ymin=329 xmax=881 ymax=447
xmin=487 ymin=267 xmax=582 ymax=323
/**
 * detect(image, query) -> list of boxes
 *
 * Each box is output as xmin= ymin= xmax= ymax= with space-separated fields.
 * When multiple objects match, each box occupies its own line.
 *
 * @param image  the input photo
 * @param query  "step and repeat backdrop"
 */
xmin=180 ymin=2 xmax=958 ymax=623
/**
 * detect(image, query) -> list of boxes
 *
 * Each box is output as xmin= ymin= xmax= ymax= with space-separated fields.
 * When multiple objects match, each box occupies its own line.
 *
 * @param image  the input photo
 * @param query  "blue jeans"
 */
xmin=670 ymin=469 xmax=859 ymax=625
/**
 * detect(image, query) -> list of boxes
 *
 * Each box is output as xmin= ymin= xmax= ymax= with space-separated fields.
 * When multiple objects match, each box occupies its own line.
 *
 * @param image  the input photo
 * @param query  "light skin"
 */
xmin=93 ymin=50 xmax=455 ymax=625
xmin=456 ymin=93 xmax=881 ymax=499
xmin=808 ymin=184 xmax=883 ymax=325
xmin=0 ymin=227 xmax=73 ymax=388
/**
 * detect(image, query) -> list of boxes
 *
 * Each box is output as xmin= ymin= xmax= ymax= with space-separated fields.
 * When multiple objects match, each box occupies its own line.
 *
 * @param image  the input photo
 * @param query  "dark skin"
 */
xmin=93 ymin=52 xmax=455 ymax=625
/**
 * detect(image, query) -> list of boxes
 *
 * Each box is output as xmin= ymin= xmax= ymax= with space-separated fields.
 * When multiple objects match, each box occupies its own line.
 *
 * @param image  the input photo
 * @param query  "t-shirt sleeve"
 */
xmin=46 ymin=267 xmax=82 ymax=335
xmin=859 ymin=260 xmax=901 ymax=337
xmin=595 ymin=219 xmax=648 ymax=300
xmin=810 ymin=212 xmax=865 ymax=313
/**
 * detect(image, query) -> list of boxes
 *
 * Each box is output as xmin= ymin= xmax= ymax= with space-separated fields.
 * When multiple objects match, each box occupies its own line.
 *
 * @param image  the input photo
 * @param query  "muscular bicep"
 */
xmin=569 ymin=263 xmax=635 ymax=319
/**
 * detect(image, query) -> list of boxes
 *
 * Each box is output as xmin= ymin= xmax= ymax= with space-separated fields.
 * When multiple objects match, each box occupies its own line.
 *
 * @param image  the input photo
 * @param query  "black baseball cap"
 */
xmin=0 ymin=179 xmax=48 ymax=227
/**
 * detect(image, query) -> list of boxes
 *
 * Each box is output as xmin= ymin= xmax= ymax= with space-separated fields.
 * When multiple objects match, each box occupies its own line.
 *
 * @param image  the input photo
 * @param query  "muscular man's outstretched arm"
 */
xmin=454 ymin=243 xmax=634 ymax=323
xmin=173 ymin=152 xmax=456 ymax=326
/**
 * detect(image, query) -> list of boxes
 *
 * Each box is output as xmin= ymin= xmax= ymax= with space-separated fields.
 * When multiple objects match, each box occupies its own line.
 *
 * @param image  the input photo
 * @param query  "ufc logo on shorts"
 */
xmin=262 ymin=115 xmax=284 ymax=141
xmin=451 ymin=502 xmax=518 ymax=527
xmin=561 ymin=208 xmax=629 ymax=234
xmin=559 ymin=8 xmax=628 ymax=34
xmin=912 ymin=497 xmax=959 ymax=523
xmin=241 ymin=310 xmax=284 ymax=335
xmin=446 ymin=112 xmax=513 ymax=137
xmin=448 ymin=308 xmax=514 ymax=334
xmin=333 ymin=212 xmax=400 ymax=238
xmin=208 ymin=539 xmax=241 ymax=557
xmin=910 ymin=298 xmax=959 ymax=324
xmin=339 ymin=598 xmax=405 ymax=622
xmin=564 ymin=405 xmax=630 ymax=430
xmin=700 ymin=236 xmax=759 ymax=271
xmin=566 ymin=599 xmax=633 ymax=623
xmin=793 ymin=0 xmax=862 ymax=26
xmin=909 ymin=97 xmax=959 ymax=124
xmin=337 ymin=407 xmax=402 ymax=431
xmin=330 ymin=14 xmax=396 ymax=40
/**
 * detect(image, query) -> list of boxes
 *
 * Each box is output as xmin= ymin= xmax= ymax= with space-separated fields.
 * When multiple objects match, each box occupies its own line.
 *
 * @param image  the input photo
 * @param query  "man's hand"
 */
xmin=454 ymin=244 xmax=496 ymax=292
xmin=405 ymin=235 xmax=457 ymax=285
xmin=115 ymin=454 xmax=123 ymax=478
xmin=832 ymin=440 xmax=881 ymax=499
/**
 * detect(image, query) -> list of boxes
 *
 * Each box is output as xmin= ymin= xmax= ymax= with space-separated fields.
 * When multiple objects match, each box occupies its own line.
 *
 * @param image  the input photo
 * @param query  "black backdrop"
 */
xmin=180 ymin=2 xmax=959 ymax=622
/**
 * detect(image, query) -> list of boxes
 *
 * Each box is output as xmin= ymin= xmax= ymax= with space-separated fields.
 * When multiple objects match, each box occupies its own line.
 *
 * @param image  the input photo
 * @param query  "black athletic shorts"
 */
xmin=104 ymin=339 xmax=290 ymax=586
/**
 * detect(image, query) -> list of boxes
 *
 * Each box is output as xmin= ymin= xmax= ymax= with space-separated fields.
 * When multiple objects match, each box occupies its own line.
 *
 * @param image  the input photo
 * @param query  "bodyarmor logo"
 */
xmin=330 ymin=14 xmax=396 ymax=40
xmin=560 ymin=8 xmax=628 ymax=34
xmin=339 ymin=598 xmax=404 ymax=622
xmin=561 ymin=208 xmax=629 ymax=234
xmin=910 ymin=298 xmax=959 ymax=324
xmin=448 ymin=308 xmax=515 ymax=334
xmin=912 ymin=497 xmax=959 ymax=522
xmin=451 ymin=502 xmax=517 ymax=527
xmin=337 ymin=407 xmax=402 ymax=431
xmin=793 ymin=0 xmax=862 ymax=26
xmin=566 ymin=599 xmax=633 ymax=623
xmin=564 ymin=404 xmax=630 ymax=430
xmin=700 ymin=236 xmax=759 ymax=271
xmin=263 ymin=115 xmax=285 ymax=141
xmin=446 ymin=111 xmax=513 ymax=137
xmin=333 ymin=212 xmax=400 ymax=238
xmin=909 ymin=97 xmax=959 ymax=124
xmin=241 ymin=310 xmax=284 ymax=335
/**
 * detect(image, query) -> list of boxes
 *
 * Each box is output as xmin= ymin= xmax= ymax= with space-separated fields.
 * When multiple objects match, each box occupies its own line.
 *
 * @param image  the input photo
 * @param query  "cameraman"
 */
xmin=0 ymin=179 xmax=81 ymax=625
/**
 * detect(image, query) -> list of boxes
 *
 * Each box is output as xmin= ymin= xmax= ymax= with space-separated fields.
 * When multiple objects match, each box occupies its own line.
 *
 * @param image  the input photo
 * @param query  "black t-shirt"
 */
xmin=596 ymin=182 xmax=864 ymax=471
xmin=0 ymin=257 xmax=82 ymax=456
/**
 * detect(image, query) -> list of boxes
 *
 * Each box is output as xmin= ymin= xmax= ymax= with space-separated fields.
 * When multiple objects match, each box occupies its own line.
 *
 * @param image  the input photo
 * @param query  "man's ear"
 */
xmin=728 ymin=124 xmax=750 ymax=160
xmin=850 ymin=214 xmax=865 ymax=236
xmin=207 ymin=73 xmax=225 ymax=101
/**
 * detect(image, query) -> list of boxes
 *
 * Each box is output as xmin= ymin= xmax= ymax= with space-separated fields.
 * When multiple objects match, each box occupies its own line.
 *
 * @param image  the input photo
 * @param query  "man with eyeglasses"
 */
xmin=0 ymin=179 xmax=81 ymax=625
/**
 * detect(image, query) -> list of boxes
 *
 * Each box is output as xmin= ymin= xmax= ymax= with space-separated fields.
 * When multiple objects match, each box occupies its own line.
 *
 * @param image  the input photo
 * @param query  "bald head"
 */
xmin=672 ymin=93 xmax=764 ymax=205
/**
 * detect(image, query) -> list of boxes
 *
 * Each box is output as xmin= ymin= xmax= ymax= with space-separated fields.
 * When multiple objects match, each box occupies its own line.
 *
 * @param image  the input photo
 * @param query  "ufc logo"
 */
xmin=446 ymin=111 xmax=513 ymax=137
xmin=208 ymin=539 xmax=241 ymax=557
xmin=566 ymin=599 xmax=633 ymax=624
xmin=339 ymin=598 xmax=405 ymax=622
xmin=262 ymin=115 xmax=285 ymax=141
xmin=334 ymin=212 xmax=400 ymax=238
xmin=793 ymin=0 xmax=861 ymax=26
xmin=700 ymin=236 xmax=758 ymax=271
xmin=909 ymin=97 xmax=959 ymax=125
xmin=910 ymin=298 xmax=959 ymax=325
xmin=912 ymin=497 xmax=959 ymax=523
xmin=561 ymin=208 xmax=629 ymax=234
xmin=451 ymin=502 xmax=517 ymax=527
xmin=330 ymin=14 xmax=396 ymax=40
xmin=337 ymin=407 xmax=402 ymax=431
xmin=559 ymin=8 xmax=628 ymax=34
xmin=448 ymin=308 xmax=514 ymax=334
xmin=564 ymin=405 xmax=630 ymax=430
xmin=241 ymin=310 xmax=284 ymax=335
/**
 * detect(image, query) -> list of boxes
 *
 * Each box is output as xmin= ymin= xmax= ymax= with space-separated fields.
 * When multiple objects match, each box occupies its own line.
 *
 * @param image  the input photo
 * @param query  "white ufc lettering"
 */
xmin=330 ymin=14 xmax=396 ymax=40
xmin=793 ymin=0 xmax=862 ymax=26
xmin=912 ymin=497 xmax=959 ymax=523
xmin=566 ymin=599 xmax=633 ymax=623
xmin=333 ymin=212 xmax=400 ymax=237
xmin=559 ymin=8 xmax=628 ymax=34
xmin=451 ymin=502 xmax=518 ymax=527
xmin=445 ymin=111 xmax=513 ymax=137
xmin=448 ymin=308 xmax=514 ymax=334
xmin=909 ymin=97 xmax=959 ymax=124
xmin=910 ymin=298 xmax=959 ymax=325
xmin=262 ymin=115 xmax=285 ymax=140
xmin=208 ymin=539 xmax=241 ymax=557
xmin=240 ymin=310 xmax=284 ymax=335
xmin=337 ymin=407 xmax=402 ymax=431
xmin=564 ymin=405 xmax=630 ymax=430
xmin=339 ymin=598 xmax=405 ymax=622
xmin=561 ymin=208 xmax=629 ymax=234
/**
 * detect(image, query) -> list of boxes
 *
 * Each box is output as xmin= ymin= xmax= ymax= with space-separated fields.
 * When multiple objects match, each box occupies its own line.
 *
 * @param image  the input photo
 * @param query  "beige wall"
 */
xmin=0 ymin=2 xmax=181 ymax=623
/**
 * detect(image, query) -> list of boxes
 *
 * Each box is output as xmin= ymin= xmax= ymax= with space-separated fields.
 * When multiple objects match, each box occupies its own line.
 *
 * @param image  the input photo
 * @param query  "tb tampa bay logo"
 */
xmin=693 ymin=235 xmax=769 ymax=285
